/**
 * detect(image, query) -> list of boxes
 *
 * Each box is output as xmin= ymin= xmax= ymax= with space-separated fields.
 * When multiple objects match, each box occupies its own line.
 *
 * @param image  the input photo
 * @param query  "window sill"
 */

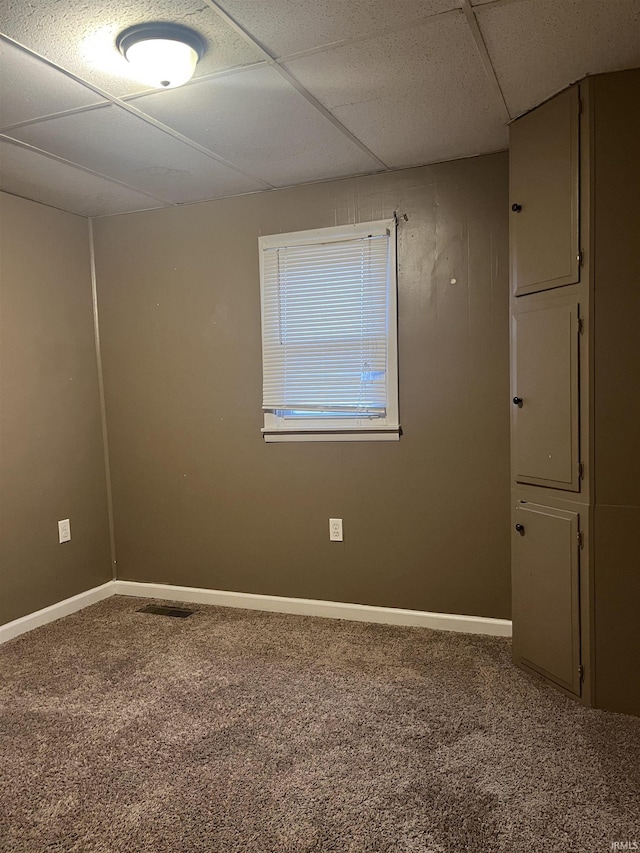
xmin=262 ymin=429 xmax=400 ymax=443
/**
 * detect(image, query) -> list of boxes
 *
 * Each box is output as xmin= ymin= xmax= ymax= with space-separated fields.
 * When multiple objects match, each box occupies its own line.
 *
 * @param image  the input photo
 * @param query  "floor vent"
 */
xmin=137 ymin=604 xmax=195 ymax=618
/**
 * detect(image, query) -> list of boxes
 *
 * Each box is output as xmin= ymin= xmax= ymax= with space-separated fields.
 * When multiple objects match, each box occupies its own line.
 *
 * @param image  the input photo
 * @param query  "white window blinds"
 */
xmin=259 ymin=220 xmax=399 ymax=441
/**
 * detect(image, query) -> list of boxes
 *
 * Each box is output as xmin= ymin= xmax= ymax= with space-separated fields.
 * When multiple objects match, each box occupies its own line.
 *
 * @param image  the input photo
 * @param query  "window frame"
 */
xmin=259 ymin=219 xmax=399 ymax=443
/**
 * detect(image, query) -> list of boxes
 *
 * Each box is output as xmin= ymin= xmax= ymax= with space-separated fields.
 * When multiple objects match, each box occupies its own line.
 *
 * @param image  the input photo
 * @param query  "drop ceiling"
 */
xmin=0 ymin=0 xmax=638 ymax=217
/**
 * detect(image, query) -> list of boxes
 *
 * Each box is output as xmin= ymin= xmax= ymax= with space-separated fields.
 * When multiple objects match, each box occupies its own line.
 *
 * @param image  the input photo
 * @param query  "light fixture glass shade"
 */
xmin=124 ymin=38 xmax=198 ymax=88
xmin=117 ymin=24 xmax=205 ymax=90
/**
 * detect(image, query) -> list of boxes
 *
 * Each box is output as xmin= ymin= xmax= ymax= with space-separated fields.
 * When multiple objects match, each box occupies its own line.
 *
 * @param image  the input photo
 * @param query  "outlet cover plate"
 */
xmin=329 ymin=518 xmax=343 ymax=541
xmin=58 ymin=519 xmax=71 ymax=543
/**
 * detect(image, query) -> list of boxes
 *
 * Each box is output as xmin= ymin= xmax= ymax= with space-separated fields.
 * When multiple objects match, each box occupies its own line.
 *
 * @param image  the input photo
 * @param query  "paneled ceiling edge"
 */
xmin=89 ymin=150 xmax=510 ymax=223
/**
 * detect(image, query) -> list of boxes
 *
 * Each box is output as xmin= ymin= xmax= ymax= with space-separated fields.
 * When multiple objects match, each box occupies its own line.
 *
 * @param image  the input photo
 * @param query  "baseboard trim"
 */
xmin=0 ymin=581 xmax=115 ymax=645
xmin=114 ymin=580 xmax=512 ymax=637
xmin=1 ymin=580 xmax=512 ymax=644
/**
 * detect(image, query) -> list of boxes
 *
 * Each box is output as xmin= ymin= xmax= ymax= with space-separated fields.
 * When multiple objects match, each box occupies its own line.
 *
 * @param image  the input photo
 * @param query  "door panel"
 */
xmin=512 ymin=502 xmax=581 ymax=696
xmin=510 ymin=86 xmax=580 ymax=296
xmin=512 ymin=302 xmax=580 ymax=491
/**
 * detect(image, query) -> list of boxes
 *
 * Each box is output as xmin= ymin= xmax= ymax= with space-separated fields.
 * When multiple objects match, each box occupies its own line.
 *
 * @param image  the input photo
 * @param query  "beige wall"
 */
xmin=0 ymin=192 xmax=112 ymax=626
xmin=94 ymin=153 xmax=511 ymax=618
xmin=591 ymin=69 xmax=640 ymax=715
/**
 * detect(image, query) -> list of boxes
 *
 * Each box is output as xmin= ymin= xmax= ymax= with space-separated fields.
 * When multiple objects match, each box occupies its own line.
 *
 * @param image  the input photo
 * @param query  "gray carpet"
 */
xmin=1 ymin=597 xmax=638 ymax=853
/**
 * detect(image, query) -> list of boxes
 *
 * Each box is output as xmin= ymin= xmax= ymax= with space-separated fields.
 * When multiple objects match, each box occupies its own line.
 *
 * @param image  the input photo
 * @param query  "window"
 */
xmin=259 ymin=219 xmax=399 ymax=442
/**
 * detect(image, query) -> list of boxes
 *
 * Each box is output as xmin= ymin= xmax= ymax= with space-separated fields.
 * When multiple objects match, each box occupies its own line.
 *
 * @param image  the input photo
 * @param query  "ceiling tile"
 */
xmin=477 ymin=0 xmax=640 ymax=116
xmin=6 ymin=105 xmax=267 ymax=203
xmin=131 ymin=66 xmax=382 ymax=187
xmin=0 ymin=40 xmax=106 ymax=130
xmin=0 ymin=139 xmax=167 ymax=216
xmin=217 ymin=0 xmax=457 ymax=56
xmin=0 ymin=0 xmax=264 ymax=97
xmin=284 ymin=13 xmax=509 ymax=169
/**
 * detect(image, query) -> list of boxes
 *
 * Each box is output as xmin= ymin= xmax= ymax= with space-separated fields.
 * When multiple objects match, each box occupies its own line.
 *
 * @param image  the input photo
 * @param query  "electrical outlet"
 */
xmin=58 ymin=519 xmax=71 ymax=544
xmin=329 ymin=518 xmax=343 ymax=542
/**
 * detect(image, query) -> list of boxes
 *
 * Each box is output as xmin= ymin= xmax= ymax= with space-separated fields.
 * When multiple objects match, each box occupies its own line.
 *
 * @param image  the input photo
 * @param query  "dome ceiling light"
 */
xmin=116 ymin=23 xmax=205 ymax=89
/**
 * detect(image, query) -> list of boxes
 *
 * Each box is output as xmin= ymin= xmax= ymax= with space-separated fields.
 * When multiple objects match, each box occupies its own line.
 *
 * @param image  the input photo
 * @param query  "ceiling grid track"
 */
xmin=459 ymin=0 xmax=512 ymax=124
xmin=123 ymin=58 xmax=269 ymax=97
xmin=475 ymin=0 xmax=527 ymax=10
xmin=200 ymin=0 xmax=389 ymax=170
xmin=274 ymin=8 xmax=461 ymax=65
xmin=0 ymin=102 xmax=112 ymax=136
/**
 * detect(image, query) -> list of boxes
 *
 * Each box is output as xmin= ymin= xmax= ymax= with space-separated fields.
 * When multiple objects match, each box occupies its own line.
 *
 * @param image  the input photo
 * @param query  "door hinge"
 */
xmin=578 ymin=461 xmax=584 ymax=479
xmin=577 ymin=317 xmax=584 ymax=334
xmin=578 ymin=98 xmax=583 ymax=117
xmin=577 ymin=529 xmax=584 ymax=549
xmin=577 ymin=249 xmax=584 ymax=267
xmin=578 ymin=664 xmax=585 ymax=681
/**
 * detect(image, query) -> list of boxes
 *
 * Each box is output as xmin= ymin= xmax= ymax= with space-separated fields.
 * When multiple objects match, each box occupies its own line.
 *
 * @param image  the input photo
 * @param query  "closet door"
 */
xmin=510 ymin=86 xmax=580 ymax=296
xmin=512 ymin=300 xmax=580 ymax=491
xmin=512 ymin=502 xmax=582 ymax=696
